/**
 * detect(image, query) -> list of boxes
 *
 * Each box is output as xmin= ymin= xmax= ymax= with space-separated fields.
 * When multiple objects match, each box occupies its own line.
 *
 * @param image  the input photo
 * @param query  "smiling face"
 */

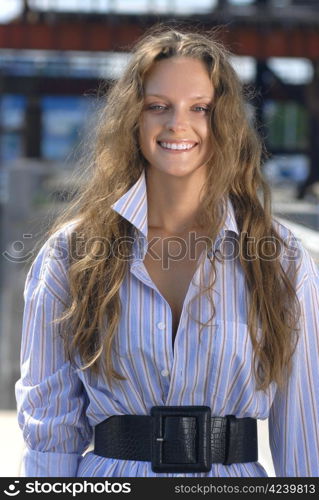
xmin=138 ymin=56 xmax=214 ymax=179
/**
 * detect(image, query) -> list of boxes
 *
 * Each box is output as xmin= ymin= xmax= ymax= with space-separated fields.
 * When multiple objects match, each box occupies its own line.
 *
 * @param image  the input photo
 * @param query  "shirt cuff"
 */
xmin=21 ymin=447 xmax=82 ymax=477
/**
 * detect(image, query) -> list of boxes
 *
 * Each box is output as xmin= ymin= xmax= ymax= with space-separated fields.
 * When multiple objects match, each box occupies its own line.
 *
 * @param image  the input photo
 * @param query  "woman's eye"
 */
xmin=147 ymin=104 xmax=167 ymax=111
xmin=193 ymin=106 xmax=210 ymax=113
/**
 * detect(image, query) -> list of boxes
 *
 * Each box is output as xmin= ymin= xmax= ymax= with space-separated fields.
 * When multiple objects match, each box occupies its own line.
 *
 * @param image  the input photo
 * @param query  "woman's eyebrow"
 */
xmin=144 ymin=93 xmax=212 ymax=100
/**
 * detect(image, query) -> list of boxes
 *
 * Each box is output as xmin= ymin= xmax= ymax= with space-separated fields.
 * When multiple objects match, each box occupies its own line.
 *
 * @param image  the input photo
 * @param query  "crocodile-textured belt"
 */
xmin=94 ymin=406 xmax=258 ymax=473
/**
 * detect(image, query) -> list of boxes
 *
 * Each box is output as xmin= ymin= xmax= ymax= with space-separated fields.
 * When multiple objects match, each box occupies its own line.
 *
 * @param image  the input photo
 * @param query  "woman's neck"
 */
xmin=145 ymin=167 xmax=208 ymax=235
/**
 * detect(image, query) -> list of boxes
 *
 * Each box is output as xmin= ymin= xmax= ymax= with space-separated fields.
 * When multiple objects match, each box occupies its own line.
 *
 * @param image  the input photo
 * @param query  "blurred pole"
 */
xmin=297 ymin=61 xmax=319 ymax=199
xmin=216 ymin=0 xmax=228 ymax=8
xmin=255 ymin=60 xmax=268 ymax=159
xmin=255 ymin=0 xmax=272 ymax=14
xmin=254 ymin=0 xmax=275 ymax=159
xmin=22 ymin=0 xmax=31 ymax=21
xmin=24 ymin=95 xmax=42 ymax=159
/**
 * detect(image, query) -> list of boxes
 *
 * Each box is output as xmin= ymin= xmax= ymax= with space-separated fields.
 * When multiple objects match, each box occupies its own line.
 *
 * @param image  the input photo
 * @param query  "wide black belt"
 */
xmin=94 ymin=406 xmax=258 ymax=473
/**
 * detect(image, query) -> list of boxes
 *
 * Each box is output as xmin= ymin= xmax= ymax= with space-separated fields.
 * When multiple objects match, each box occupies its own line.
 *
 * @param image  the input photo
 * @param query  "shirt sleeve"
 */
xmin=15 ymin=227 xmax=93 ymax=477
xmin=268 ymin=249 xmax=319 ymax=476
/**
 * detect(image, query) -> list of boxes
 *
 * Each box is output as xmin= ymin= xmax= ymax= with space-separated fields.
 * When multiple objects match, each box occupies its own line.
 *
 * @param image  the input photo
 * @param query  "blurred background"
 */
xmin=0 ymin=0 xmax=319 ymax=477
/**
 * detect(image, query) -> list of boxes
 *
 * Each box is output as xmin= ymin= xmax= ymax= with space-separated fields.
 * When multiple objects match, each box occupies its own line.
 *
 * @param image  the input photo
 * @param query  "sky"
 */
xmin=0 ymin=0 xmax=255 ymax=21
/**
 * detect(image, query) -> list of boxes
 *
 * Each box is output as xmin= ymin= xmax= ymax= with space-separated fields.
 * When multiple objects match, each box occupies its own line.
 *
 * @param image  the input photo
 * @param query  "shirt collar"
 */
xmin=220 ymin=197 xmax=240 ymax=237
xmin=111 ymin=169 xmax=148 ymax=240
xmin=110 ymin=168 xmax=240 ymax=241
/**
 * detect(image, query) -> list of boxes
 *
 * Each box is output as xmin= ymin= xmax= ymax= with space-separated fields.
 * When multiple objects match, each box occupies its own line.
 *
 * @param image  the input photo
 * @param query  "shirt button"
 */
xmin=157 ymin=321 xmax=166 ymax=330
xmin=161 ymin=369 xmax=169 ymax=377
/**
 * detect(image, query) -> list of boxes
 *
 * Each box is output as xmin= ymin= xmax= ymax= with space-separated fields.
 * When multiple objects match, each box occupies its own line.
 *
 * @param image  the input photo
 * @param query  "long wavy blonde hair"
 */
xmin=41 ymin=25 xmax=301 ymax=392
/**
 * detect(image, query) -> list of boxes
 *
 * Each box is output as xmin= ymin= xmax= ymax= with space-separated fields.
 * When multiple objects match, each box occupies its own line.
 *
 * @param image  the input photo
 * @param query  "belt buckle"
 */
xmin=150 ymin=405 xmax=211 ymax=473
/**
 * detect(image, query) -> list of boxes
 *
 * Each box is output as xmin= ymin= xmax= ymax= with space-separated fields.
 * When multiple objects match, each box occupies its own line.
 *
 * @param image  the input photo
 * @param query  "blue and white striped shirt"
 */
xmin=15 ymin=169 xmax=319 ymax=477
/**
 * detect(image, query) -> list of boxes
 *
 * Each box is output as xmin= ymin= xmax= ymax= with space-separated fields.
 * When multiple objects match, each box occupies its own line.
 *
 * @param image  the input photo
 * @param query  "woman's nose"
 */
xmin=166 ymin=108 xmax=188 ymax=132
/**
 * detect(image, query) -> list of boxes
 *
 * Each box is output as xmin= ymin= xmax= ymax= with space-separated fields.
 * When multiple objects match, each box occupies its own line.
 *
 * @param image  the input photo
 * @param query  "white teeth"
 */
xmin=159 ymin=142 xmax=195 ymax=150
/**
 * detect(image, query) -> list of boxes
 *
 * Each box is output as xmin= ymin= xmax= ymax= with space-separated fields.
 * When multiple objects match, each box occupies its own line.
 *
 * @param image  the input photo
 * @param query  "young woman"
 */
xmin=15 ymin=26 xmax=319 ymax=477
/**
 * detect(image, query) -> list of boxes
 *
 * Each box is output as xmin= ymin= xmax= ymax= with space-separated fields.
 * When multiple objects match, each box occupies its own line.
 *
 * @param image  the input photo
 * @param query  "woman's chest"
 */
xmin=143 ymin=253 xmax=198 ymax=339
xmin=109 ymin=255 xmax=265 ymax=408
xmin=143 ymin=229 xmax=210 ymax=339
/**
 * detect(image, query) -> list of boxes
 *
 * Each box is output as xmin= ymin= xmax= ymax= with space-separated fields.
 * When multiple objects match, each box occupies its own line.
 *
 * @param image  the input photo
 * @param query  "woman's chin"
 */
xmin=146 ymin=163 xmax=206 ymax=179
